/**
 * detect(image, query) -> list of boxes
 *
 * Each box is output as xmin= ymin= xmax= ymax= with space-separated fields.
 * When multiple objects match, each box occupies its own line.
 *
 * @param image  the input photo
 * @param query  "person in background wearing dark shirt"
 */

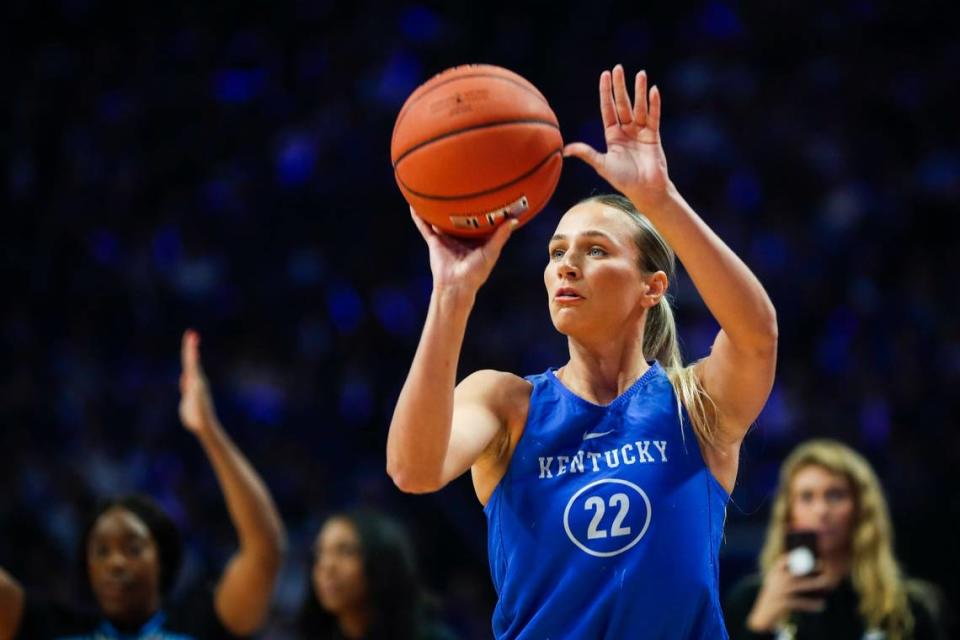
xmin=296 ymin=510 xmax=457 ymax=640
xmin=0 ymin=329 xmax=287 ymax=639
xmin=724 ymin=439 xmax=948 ymax=640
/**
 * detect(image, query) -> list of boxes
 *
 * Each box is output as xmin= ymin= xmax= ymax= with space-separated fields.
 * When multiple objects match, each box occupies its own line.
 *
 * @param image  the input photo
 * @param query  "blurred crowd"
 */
xmin=2 ymin=1 xmax=957 ymax=637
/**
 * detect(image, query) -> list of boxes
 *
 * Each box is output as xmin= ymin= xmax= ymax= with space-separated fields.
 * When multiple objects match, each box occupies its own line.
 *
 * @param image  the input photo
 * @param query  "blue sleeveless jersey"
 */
xmin=484 ymin=362 xmax=730 ymax=639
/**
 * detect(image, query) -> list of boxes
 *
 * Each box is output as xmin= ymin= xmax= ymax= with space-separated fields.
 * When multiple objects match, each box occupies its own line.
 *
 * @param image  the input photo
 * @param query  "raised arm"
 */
xmin=178 ymin=330 xmax=287 ymax=636
xmin=387 ymin=210 xmax=519 ymax=497
xmin=0 ymin=567 xmax=24 ymax=640
xmin=565 ymin=66 xmax=777 ymax=452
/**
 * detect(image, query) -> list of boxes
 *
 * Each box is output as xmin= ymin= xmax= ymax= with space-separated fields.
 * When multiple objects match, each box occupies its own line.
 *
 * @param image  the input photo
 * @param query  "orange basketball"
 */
xmin=391 ymin=64 xmax=563 ymax=237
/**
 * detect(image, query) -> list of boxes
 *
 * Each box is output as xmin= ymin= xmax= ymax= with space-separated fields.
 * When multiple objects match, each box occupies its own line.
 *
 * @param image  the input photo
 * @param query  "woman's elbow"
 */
xmin=751 ymin=304 xmax=779 ymax=354
xmin=765 ymin=306 xmax=779 ymax=343
xmin=387 ymin=461 xmax=443 ymax=494
xmin=735 ymin=310 xmax=778 ymax=361
xmin=761 ymin=310 xmax=778 ymax=347
xmin=269 ymin=526 xmax=288 ymax=568
xmin=251 ymin=520 xmax=287 ymax=576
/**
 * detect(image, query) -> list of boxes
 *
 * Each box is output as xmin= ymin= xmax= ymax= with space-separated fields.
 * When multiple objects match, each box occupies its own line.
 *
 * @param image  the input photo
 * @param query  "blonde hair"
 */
xmin=581 ymin=194 xmax=719 ymax=448
xmin=759 ymin=439 xmax=914 ymax=638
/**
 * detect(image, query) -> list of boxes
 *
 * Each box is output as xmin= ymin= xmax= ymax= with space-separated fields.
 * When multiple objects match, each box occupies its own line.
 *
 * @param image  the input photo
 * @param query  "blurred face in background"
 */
xmin=789 ymin=464 xmax=856 ymax=558
xmin=313 ymin=517 xmax=368 ymax=618
xmin=87 ymin=506 xmax=162 ymax=626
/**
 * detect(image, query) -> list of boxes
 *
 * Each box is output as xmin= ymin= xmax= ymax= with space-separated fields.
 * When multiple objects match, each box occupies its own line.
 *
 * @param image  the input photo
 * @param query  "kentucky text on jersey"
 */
xmin=485 ymin=362 xmax=730 ymax=639
xmin=538 ymin=440 xmax=668 ymax=478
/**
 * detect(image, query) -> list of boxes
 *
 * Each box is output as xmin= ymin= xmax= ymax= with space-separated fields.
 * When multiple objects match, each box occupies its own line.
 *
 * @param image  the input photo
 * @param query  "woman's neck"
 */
xmin=337 ymin=606 xmax=370 ymax=639
xmin=560 ymin=333 xmax=649 ymax=405
xmin=106 ymin=608 xmax=160 ymax=634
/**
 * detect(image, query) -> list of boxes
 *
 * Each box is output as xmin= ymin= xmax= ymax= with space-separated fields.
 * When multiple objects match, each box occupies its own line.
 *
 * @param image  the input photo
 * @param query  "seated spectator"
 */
xmin=297 ymin=509 xmax=456 ymax=640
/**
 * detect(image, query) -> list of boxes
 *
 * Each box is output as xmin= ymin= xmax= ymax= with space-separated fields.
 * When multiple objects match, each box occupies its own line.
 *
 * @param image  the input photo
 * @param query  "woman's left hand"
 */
xmin=564 ymin=65 xmax=672 ymax=213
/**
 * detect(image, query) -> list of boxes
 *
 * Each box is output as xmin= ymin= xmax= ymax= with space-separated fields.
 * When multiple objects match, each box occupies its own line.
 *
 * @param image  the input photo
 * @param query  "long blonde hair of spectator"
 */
xmin=759 ymin=439 xmax=913 ymax=638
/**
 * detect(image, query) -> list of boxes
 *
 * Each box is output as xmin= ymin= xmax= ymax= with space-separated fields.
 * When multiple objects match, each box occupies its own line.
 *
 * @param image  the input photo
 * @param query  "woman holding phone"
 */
xmin=723 ymin=439 xmax=947 ymax=639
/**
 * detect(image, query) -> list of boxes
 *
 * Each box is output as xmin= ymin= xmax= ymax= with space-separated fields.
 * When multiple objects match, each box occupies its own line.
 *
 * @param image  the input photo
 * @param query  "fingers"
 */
xmin=411 ymin=206 xmax=476 ymax=253
xmin=411 ymin=206 xmax=470 ymax=253
xmin=786 ymin=597 xmax=826 ymax=613
xmin=634 ymin=70 xmax=648 ymax=125
xmin=611 ymin=64 xmax=633 ymax=126
xmin=563 ymin=142 xmax=604 ymax=172
xmin=435 ymin=232 xmax=475 ymax=257
xmin=409 ymin=206 xmax=438 ymax=243
xmin=791 ymin=573 xmax=833 ymax=594
xmin=600 ymin=66 xmax=658 ymax=132
xmin=482 ymin=218 xmax=517 ymax=264
xmin=181 ymin=329 xmax=199 ymax=371
xmin=598 ymin=70 xmax=617 ymax=129
xmin=648 ymin=84 xmax=661 ymax=133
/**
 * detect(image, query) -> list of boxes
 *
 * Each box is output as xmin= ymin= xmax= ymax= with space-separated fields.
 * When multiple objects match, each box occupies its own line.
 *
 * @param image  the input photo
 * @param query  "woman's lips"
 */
xmin=555 ymin=287 xmax=583 ymax=302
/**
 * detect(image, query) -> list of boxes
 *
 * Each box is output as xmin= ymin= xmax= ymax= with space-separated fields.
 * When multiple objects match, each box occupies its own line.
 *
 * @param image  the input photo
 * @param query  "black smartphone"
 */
xmin=785 ymin=530 xmax=819 ymax=577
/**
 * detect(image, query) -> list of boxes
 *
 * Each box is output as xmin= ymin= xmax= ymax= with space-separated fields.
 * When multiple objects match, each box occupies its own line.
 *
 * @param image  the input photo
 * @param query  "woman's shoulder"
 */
xmin=459 ymin=368 xmax=531 ymax=390
xmin=906 ymin=578 xmax=951 ymax=640
xmin=457 ymin=369 xmax=533 ymax=409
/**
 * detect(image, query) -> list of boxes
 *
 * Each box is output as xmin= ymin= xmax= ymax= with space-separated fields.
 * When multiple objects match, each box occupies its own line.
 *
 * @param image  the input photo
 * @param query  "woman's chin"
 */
xmin=551 ymin=312 xmax=590 ymax=337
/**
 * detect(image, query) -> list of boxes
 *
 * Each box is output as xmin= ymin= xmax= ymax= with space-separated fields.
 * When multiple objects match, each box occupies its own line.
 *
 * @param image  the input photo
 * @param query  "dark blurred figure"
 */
xmin=724 ymin=439 xmax=949 ymax=640
xmin=297 ymin=510 xmax=456 ymax=640
xmin=0 ymin=330 xmax=286 ymax=639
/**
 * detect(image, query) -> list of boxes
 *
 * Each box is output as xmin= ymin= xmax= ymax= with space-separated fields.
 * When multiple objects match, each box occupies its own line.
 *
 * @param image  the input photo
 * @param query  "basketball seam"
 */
xmin=392 ymin=119 xmax=560 ymax=166
xmin=395 ymin=148 xmax=562 ymax=201
xmin=392 ymin=72 xmax=550 ymax=141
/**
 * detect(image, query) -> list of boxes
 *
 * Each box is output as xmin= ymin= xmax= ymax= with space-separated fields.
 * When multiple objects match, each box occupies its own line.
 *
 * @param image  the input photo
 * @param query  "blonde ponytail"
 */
xmin=583 ymin=194 xmax=719 ymax=448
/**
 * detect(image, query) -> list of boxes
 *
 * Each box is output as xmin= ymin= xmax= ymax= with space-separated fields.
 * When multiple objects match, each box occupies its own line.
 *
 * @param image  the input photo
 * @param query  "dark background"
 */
xmin=2 ymin=1 xmax=957 ymax=637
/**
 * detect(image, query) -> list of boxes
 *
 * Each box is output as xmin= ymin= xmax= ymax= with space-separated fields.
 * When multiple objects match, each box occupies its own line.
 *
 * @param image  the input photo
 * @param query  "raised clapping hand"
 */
xmin=179 ymin=329 xmax=220 ymax=435
xmin=564 ymin=65 xmax=673 ymax=213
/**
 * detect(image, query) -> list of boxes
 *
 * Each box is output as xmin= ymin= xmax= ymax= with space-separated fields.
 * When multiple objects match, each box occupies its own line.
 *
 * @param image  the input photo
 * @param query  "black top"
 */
xmin=723 ymin=574 xmax=946 ymax=640
xmin=16 ymin=585 xmax=243 ymax=640
xmin=323 ymin=621 xmax=459 ymax=640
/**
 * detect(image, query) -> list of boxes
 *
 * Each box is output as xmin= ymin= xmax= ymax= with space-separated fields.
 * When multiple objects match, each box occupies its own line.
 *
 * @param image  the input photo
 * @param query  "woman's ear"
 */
xmin=642 ymin=271 xmax=668 ymax=308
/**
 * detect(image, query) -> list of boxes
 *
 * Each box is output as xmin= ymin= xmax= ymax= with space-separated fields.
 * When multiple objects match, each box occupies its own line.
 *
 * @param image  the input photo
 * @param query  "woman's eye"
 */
xmin=825 ymin=489 xmax=847 ymax=503
xmin=550 ymin=248 xmax=565 ymax=260
xmin=588 ymin=246 xmax=607 ymax=257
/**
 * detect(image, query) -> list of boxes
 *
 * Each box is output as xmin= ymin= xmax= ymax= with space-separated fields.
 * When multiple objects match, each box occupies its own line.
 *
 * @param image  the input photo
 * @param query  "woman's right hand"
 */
xmin=410 ymin=207 xmax=517 ymax=295
xmin=746 ymin=556 xmax=833 ymax=632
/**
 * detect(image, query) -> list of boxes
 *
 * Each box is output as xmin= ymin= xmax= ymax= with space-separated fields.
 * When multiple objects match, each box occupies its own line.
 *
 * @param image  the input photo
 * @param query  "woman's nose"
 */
xmin=105 ymin=550 xmax=128 ymax=571
xmin=557 ymin=254 xmax=580 ymax=278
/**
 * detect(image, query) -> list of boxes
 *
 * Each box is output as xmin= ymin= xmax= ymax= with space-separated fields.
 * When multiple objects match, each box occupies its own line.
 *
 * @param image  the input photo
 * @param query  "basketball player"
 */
xmin=386 ymin=65 xmax=778 ymax=638
xmin=0 ymin=330 xmax=286 ymax=639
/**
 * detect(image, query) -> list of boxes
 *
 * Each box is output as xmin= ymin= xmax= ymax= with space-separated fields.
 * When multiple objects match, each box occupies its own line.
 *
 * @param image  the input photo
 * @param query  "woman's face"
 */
xmin=313 ymin=518 xmax=367 ymax=616
xmin=544 ymin=202 xmax=661 ymax=338
xmin=87 ymin=506 xmax=162 ymax=625
xmin=789 ymin=464 xmax=857 ymax=557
